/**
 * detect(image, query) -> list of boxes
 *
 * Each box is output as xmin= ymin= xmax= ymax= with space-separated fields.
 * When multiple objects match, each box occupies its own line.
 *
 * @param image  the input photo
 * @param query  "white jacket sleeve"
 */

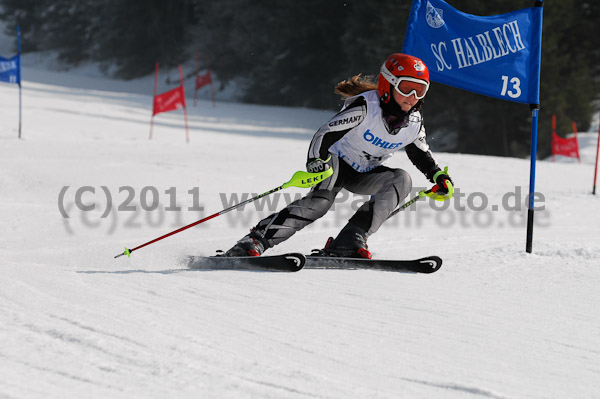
xmin=404 ymin=124 xmax=441 ymax=181
xmin=308 ymin=96 xmax=367 ymax=160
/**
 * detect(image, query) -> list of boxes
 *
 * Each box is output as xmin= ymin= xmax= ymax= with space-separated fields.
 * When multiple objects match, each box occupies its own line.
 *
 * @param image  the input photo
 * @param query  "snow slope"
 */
xmin=1 ymin=64 xmax=599 ymax=399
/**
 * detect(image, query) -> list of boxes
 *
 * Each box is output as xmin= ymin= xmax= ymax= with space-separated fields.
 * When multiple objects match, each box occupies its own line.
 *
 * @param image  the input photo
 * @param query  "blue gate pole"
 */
xmin=17 ymin=25 xmax=22 ymax=139
xmin=526 ymin=105 xmax=540 ymax=253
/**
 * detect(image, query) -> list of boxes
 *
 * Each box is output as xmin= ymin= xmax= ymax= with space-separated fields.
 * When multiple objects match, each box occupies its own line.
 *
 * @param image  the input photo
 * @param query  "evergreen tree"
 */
xmin=92 ymin=0 xmax=196 ymax=79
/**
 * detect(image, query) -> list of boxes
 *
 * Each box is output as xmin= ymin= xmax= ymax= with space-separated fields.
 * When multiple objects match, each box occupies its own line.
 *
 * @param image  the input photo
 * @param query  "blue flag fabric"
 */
xmin=402 ymin=0 xmax=543 ymax=104
xmin=0 ymin=54 xmax=21 ymax=85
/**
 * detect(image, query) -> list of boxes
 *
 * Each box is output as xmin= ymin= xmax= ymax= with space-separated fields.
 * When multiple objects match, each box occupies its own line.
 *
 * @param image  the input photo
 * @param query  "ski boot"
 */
xmin=321 ymin=223 xmax=372 ymax=259
xmin=222 ymin=233 xmax=267 ymax=257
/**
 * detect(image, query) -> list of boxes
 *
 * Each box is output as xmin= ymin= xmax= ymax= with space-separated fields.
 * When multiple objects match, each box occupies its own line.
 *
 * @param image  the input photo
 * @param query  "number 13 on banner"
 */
xmin=500 ymin=75 xmax=522 ymax=99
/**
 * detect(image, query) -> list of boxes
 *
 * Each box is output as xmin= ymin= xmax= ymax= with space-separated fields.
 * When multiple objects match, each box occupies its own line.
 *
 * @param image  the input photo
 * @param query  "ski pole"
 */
xmin=387 ymin=180 xmax=454 ymax=220
xmin=114 ymin=168 xmax=334 ymax=259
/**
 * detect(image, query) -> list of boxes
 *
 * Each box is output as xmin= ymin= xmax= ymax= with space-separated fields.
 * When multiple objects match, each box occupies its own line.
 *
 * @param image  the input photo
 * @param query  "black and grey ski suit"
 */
xmin=250 ymin=89 xmax=442 ymax=248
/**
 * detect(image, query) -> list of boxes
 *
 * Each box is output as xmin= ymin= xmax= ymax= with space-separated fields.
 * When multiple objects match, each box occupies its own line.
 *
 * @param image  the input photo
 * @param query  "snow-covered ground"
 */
xmin=1 ymin=58 xmax=599 ymax=399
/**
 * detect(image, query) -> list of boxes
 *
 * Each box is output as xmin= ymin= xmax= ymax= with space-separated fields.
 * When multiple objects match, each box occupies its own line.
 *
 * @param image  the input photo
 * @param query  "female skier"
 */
xmin=224 ymin=53 xmax=453 ymax=259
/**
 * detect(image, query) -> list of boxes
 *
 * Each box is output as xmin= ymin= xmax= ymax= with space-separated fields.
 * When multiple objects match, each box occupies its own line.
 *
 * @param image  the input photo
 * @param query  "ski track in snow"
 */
xmin=1 ymin=65 xmax=599 ymax=399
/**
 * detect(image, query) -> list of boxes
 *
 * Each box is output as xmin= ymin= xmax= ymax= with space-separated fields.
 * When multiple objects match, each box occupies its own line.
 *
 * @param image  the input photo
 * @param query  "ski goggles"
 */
xmin=393 ymin=77 xmax=429 ymax=100
xmin=380 ymin=63 xmax=429 ymax=100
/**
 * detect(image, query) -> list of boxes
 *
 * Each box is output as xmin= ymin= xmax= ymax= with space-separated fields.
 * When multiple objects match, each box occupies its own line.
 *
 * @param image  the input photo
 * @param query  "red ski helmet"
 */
xmin=378 ymin=53 xmax=430 ymax=104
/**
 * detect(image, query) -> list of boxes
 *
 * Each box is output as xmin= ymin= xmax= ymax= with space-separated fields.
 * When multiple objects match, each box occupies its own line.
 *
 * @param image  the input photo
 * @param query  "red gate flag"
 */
xmin=153 ymin=85 xmax=186 ymax=116
xmin=551 ymin=114 xmax=580 ymax=161
xmin=195 ymin=70 xmax=212 ymax=90
xmin=193 ymin=52 xmax=216 ymax=108
xmin=552 ymin=133 xmax=580 ymax=159
xmin=149 ymin=63 xmax=190 ymax=143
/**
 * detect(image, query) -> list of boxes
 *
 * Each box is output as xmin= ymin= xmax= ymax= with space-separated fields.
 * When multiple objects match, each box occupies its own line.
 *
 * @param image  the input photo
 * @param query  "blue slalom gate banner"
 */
xmin=402 ymin=0 xmax=542 ymax=105
xmin=0 ymin=54 xmax=21 ymax=85
xmin=1 ymin=25 xmax=23 ymax=138
xmin=403 ymin=1 xmax=544 ymax=253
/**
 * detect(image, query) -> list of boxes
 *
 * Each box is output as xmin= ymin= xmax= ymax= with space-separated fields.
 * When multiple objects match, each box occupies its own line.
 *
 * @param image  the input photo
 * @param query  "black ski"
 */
xmin=186 ymin=253 xmax=306 ymax=272
xmin=305 ymin=255 xmax=442 ymax=273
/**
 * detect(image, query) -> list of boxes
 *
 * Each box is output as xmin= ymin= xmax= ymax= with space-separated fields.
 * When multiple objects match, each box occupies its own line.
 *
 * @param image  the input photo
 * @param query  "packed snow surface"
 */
xmin=1 ymin=62 xmax=599 ymax=399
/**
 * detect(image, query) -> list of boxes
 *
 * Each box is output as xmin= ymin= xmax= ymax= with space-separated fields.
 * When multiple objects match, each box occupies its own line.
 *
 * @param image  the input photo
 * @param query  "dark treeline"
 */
xmin=1 ymin=0 xmax=598 ymax=157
